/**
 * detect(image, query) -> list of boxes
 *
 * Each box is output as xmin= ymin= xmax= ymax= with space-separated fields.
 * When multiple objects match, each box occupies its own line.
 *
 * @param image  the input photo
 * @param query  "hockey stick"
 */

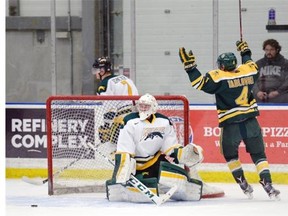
xmin=238 ymin=0 xmax=243 ymax=41
xmin=22 ymin=149 xmax=92 ymax=185
xmin=87 ymin=143 xmax=177 ymax=206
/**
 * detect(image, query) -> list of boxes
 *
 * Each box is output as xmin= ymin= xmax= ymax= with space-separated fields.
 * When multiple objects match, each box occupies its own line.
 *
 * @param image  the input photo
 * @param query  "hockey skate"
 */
xmin=239 ymin=180 xmax=253 ymax=199
xmin=260 ymin=180 xmax=280 ymax=200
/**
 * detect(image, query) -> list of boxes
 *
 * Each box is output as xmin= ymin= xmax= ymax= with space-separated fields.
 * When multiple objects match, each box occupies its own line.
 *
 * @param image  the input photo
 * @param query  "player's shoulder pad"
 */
xmin=109 ymin=74 xmax=120 ymax=80
xmin=247 ymin=61 xmax=258 ymax=70
xmin=122 ymin=112 xmax=140 ymax=125
xmin=237 ymin=61 xmax=258 ymax=74
xmin=154 ymin=113 xmax=173 ymax=125
xmin=207 ymin=69 xmax=226 ymax=82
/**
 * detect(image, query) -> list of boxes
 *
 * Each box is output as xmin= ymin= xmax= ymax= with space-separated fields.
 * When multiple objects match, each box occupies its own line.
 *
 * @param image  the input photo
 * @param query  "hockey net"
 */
xmin=46 ymin=95 xmax=191 ymax=195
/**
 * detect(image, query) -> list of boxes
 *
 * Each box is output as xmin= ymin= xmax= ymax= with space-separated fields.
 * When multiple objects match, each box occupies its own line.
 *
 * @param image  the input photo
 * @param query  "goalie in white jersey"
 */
xmin=106 ymin=93 xmax=223 ymax=203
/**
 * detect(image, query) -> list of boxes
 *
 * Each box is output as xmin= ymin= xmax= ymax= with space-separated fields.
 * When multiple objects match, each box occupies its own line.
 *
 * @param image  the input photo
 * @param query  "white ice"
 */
xmin=5 ymin=179 xmax=288 ymax=216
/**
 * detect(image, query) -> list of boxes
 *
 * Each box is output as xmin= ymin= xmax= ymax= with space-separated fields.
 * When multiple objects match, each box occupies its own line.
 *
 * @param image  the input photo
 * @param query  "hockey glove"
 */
xmin=236 ymin=40 xmax=251 ymax=56
xmin=179 ymin=47 xmax=197 ymax=71
xmin=174 ymin=143 xmax=204 ymax=167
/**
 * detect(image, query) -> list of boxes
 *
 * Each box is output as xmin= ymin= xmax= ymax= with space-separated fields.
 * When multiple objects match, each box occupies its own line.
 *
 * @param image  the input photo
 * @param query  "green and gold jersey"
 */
xmin=186 ymin=58 xmax=259 ymax=126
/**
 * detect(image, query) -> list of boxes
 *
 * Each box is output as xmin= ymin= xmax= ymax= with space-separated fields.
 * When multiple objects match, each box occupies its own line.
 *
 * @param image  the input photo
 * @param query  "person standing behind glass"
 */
xmin=253 ymin=39 xmax=288 ymax=103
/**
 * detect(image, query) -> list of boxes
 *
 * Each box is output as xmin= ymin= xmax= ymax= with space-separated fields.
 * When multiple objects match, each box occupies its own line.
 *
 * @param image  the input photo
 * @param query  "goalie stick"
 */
xmin=22 ymin=149 xmax=92 ymax=186
xmin=87 ymin=143 xmax=177 ymax=206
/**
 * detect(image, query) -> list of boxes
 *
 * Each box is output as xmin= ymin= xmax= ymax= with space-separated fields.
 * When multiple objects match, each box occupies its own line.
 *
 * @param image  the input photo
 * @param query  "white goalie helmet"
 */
xmin=137 ymin=93 xmax=158 ymax=120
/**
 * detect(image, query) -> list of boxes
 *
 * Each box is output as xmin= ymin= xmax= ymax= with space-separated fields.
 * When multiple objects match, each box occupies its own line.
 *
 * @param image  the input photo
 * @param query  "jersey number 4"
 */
xmin=235 ymin=86 xmax=249 ymax=105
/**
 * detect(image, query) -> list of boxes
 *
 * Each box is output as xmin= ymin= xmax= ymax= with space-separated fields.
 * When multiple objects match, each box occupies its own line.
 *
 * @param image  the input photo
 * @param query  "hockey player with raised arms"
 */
xmin=179 ymin=40 xmax=280 ymax=200
xmin=106 ymin=93 xmax=222 ymax=203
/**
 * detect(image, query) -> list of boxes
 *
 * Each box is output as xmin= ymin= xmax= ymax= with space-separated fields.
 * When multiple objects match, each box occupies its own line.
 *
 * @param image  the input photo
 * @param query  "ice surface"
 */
xmin=5 ymin=179 xmax=288 ymax=216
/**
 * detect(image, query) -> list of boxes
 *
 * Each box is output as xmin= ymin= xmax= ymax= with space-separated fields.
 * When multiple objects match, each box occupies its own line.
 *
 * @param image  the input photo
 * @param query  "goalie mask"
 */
xmin=137 ymin=94 xmax=158 ymax=120
xmin=217 ymin=52 xmax=237 ymax=71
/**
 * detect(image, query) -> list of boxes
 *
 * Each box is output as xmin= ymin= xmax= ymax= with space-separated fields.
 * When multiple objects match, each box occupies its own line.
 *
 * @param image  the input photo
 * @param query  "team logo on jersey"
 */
xmin=141 ymin=127 xmax=165 ymax=142
xmin=144 ymin=131 xmax=164 ymax=140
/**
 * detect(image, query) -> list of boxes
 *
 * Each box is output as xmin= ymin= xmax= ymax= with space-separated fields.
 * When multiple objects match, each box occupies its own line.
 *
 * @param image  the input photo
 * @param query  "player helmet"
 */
xmin=217 ymin=52 xmax=237 ymax=71
xmin=92 ymin=56 xmax=112 ymax=72
xmin=137 ymin=93 xmax=158 ymax=120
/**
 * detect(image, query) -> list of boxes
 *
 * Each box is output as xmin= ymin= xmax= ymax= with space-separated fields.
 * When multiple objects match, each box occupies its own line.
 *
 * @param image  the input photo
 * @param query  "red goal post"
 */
xmin=46 ymin=95 xmax=190 ymax=195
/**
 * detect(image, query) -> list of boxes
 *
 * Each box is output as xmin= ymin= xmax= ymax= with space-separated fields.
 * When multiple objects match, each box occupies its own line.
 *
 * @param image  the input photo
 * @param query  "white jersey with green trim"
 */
xmin=116 ymin=113 xmax=179 ymax=160
xmin=98 ymin=75 xmax=138 ymax=96
xmin=97 ymin=74 xmax=139 ymax=118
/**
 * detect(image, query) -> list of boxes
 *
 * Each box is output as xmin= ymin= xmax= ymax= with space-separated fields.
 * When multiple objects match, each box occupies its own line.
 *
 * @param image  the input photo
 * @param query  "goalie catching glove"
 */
xmin=174 ymin=143 xmax=204 ymax=167
xmin=236 ymin=40 xmax=251 ymax=56
xmin=179 ymin=47 xmax=197 ymax=71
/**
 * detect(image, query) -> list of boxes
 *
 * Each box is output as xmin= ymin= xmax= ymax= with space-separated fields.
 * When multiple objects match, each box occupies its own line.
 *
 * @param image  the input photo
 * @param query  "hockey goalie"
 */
xmin=106 ymin=93 xmax=224 ymax=203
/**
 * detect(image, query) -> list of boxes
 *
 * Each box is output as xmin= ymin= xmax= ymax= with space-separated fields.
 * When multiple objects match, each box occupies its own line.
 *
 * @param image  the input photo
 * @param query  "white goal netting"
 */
xmin=46 ymin=95 xmax=191 ymax=195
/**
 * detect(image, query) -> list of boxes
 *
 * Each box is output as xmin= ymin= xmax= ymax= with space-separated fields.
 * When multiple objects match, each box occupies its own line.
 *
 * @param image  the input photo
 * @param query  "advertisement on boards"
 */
xmin=190 ymin=107 xmax=288 ymax=164
xmin=6 ymin=106 xmax=47 ymax=158
xmin=5 ymin=105 xmax=288 ymax=164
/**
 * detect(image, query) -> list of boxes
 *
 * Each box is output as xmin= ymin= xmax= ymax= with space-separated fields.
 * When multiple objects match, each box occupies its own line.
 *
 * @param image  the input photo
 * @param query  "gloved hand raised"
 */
xmin=236 ymin=40 xmax=251 ymax=56
xmin=179 ymin=47 xmax=197 ymax=71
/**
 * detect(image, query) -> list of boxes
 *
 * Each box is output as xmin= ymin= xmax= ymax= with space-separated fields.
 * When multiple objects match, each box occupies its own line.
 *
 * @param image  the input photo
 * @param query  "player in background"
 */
xmin=92 ymin=56 xmax=138 ymax=96
xmin=179 ymin=41 xmax=280 ymax=200
xmin=92 ymin=57 xmax=139 ymax=155
xmin=106 ymin=93 xmax=223 ymax=203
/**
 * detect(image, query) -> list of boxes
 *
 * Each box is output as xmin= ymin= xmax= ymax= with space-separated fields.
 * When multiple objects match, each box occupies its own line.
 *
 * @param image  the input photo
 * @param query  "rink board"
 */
xmin=5 ymin=104 xmax=288 ymax=184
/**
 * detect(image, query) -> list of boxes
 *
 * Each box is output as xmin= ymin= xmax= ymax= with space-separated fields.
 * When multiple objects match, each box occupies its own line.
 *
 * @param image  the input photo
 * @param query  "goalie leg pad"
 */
xmin=158 ymin=161 xmax=203 ymax=201
xmin=112 ymin=153 xmax=136 ymax=184
xmin=201 ymin=183 xmax=225 ymax=198
xmin=188 ymin=166 xmax=225 ymax=198
xmin=106 ymin=178 xmax=158 ymax=203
